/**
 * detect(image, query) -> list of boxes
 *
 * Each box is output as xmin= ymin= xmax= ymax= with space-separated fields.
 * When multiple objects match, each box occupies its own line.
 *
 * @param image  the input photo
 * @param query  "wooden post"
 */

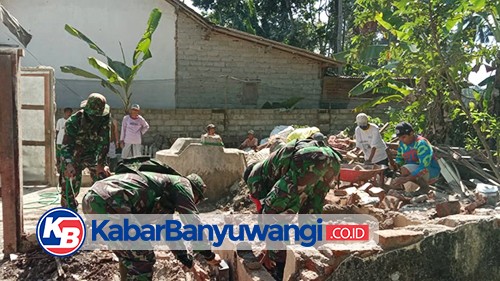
xmin=0 ymin=48 xmax=24 ymax=254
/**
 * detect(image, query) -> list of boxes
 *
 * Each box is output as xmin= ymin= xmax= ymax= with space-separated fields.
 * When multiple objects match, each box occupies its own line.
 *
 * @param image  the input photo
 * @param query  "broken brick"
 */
xmin=375 ymin=229 xmax=424 ymax=251
xmin=393 ymin=213 xmax=420 ymax=227
xmin=437 ymin=215 xmax=491 ymax=228
xmin=284 ymin=245 xmax=332 ymax=281
xmin=334 ymin=189 xmax=347 ymax=196
xmin=379 ymin=195 xmax=400 ymax=211
xmin=435 ymin=201 xmax=461 ymax=217
xmin=464 ymin=198 xmax=486 ymax=213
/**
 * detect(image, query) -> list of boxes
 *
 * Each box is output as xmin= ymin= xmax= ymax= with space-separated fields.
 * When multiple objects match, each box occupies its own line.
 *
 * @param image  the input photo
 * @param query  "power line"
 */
xmin=0 ymin=27 xmax=84 ymax=99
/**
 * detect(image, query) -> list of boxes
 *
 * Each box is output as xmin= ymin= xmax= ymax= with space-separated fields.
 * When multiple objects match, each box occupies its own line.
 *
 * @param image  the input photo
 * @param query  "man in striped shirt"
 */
xmin=391 ymin=122 xmax=441 ymax=195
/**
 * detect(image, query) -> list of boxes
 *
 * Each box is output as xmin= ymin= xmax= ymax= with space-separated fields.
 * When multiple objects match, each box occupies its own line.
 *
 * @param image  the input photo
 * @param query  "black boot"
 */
xmin=414 ymin=177 xmax=430 ymax=195
xmin=270 ymin=261 xmax=286 ymax=281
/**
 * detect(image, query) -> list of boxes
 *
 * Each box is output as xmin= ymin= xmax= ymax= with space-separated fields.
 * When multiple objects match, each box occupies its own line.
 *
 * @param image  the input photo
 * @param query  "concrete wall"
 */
xmin=156 ymin=139 xmax=246 ymax=202
xmin=175 ymin=11 xmax=325 ymax=109
xmin=0 ymin=0 xmax=176 ymax=109
xmin=330 ymin=216 xmax=500 ymax=281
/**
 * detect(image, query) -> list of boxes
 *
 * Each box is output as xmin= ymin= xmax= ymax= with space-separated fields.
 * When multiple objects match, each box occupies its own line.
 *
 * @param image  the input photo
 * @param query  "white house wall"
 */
xmin=0 ymin=0 xmax=176 ymax=109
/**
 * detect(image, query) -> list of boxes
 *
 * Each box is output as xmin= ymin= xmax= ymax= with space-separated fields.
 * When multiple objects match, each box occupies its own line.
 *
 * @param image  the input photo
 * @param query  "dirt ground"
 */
xmin=0 ymin=249 xmax=216 ymax=281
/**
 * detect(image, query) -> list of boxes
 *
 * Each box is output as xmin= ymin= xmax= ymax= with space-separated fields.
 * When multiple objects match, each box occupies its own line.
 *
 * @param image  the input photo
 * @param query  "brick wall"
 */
xmin=175 ymin=11 xmax=324 ymax=109
xmin=106 ymin=108 xmax=388 ymax=148
xmin=57 ymin=106 xmax=389 ymax=148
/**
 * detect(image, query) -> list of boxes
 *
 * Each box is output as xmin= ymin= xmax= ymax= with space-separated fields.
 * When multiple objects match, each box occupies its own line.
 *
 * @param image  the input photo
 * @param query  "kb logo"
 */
xmin=36 ymin=207 xmax=86 ymax=257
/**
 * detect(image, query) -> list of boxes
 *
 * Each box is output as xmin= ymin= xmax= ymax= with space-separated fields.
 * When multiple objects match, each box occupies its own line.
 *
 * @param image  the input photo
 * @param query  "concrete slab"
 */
xmin=156 ymin=138 xmax=246 ymax=202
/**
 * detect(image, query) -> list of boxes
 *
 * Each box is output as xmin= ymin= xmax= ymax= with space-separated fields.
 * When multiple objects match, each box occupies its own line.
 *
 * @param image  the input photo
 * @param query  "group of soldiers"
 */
xmin=59 ymin=93 xmax=221 ymax=280
xmin=59 ymin=92 xmax=438 ymax=281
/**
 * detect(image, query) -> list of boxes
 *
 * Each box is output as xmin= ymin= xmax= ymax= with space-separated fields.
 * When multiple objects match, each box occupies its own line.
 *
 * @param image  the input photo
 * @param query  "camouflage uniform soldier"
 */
xmin=59 ymin=93 xmax=110 ymax=211
xmin=245 ymin=137 xmax=341 ymax=213
xmin=82 ymin=167 xmax=221 ymax=281
xmin=244 ymin=138 xmax=297 ymax=211
xmin=245 ymin=138 xmax=341 ymax=280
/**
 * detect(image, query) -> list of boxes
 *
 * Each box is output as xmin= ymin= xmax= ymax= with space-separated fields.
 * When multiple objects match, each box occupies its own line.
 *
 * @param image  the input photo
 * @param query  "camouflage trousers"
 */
xmin=56 ymin=144 xmax=62 ymax=171
xmin=82 ymin=190 xmax=155 ymax=281
xmin=59 ymin=160 xmax=99 ymax=211
xmin=262 ymin=146 xmax=340 ymax=215
xmin=246 ymin=161 xmax=274 ymax=202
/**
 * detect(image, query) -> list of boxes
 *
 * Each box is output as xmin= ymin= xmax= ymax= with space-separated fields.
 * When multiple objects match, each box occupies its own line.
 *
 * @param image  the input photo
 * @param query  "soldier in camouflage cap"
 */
xmin=186 ymin=173 xmax=207 ymax=200
xmin=82 ymin=168 xmax=220 ymax=281
xmin=83 ymin=93 xmax=110 ymax=116
xmin=245 ymin=138 xmax=341 ymax=280
xmin=59 ymin=93 xmax=111 ymax=211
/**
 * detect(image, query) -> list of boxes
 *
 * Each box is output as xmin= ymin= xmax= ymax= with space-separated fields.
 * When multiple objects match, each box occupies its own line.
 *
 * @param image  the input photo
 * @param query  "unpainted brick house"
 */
xmin=167 ymin=0 xmax=343 ymax=109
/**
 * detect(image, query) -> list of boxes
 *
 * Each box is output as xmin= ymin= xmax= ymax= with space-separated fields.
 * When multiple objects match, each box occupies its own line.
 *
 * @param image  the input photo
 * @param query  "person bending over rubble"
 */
xmin=82 ymin=157 xmax=221 ymax=281
xmin=391 ymin=122 xmax=441 ymax=195
xmin=350 ymin=113 xmax=393 ymax=166
xmin=59 ymin=93 xmax=111 ymax=211
xmin=244 ymin=137 xmax=342 ymax=280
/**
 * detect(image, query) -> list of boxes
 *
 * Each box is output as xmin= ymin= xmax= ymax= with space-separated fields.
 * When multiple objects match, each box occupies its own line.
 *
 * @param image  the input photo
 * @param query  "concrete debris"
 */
xmin=464 ymin=194 xmax=487 ymax=213
xmin=410 ymin=194 xmax=429 ymax=204
xmin=367 ymin=187 xmax=386 ymax=201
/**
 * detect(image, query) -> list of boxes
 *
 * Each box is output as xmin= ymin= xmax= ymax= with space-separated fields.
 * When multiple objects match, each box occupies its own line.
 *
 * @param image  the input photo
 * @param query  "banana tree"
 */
xmin=60 ymin=8 xmax=162 ymax=112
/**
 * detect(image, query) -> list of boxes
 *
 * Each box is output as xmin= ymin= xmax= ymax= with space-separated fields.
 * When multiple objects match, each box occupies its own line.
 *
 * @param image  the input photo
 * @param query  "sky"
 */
xmin=183 ymin=0 xmax=201 ymax=13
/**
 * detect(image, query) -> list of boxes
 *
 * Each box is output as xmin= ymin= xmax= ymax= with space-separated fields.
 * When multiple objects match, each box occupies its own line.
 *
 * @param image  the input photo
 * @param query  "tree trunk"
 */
xmin=425 ymin=91 xmax=449 ymax=144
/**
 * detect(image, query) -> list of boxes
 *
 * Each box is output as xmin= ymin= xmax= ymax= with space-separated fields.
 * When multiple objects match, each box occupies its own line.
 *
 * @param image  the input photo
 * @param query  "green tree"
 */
xmin=347 ymin=0 xmax=500 ymax=180
xmin=191 ymin=0 xmax=355 ymax=56
xmin=60 ymin=8 xmax=162 ymax=111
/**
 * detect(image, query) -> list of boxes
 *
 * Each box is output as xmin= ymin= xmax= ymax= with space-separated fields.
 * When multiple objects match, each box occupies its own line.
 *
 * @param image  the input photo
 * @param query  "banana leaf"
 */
xmin=133 ymin=8 xmax=162 ymax=65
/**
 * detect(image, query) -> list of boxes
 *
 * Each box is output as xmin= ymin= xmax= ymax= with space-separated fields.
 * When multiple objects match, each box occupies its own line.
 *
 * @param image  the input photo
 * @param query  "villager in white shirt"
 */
xmin=350 ymin=113 xmax=389 ymax=165
xmin=120 ymin=104 xmax=150 ymax=158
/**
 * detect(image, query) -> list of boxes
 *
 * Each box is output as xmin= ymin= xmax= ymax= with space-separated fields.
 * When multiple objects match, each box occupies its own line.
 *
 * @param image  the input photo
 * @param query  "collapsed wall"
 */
xmin=278 ymin=215 xmax=500 ymax=281
xmin=209 ymin=215 xmax=500 ymax=281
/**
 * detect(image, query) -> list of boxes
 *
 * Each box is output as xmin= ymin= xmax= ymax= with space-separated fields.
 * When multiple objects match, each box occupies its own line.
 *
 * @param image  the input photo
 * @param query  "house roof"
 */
xmin=164 ymin=0 xmax=343 ymax=67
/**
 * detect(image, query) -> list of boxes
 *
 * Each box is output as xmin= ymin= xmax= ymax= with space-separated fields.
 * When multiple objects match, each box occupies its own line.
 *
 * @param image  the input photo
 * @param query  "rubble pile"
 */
xmin=2 ymin=128 xmax=500 ymax=280
xmin=0 ymin=249 xmax=212 ymax=281
xmin=288 ymin=155 xmax=500 ymax=280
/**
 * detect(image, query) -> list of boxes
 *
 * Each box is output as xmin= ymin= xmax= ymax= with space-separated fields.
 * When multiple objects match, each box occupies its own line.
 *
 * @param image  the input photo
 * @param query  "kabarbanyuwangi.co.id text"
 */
xmin=76 ymin=214 xmax=379 ymax=251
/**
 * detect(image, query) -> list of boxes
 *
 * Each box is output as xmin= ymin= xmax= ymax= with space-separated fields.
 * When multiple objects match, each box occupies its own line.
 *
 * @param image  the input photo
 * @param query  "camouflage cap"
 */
xmin=186 ymin=173 xmax=207 ymax=200
xmin=84 ymin=93 xmax=110 ymax=116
